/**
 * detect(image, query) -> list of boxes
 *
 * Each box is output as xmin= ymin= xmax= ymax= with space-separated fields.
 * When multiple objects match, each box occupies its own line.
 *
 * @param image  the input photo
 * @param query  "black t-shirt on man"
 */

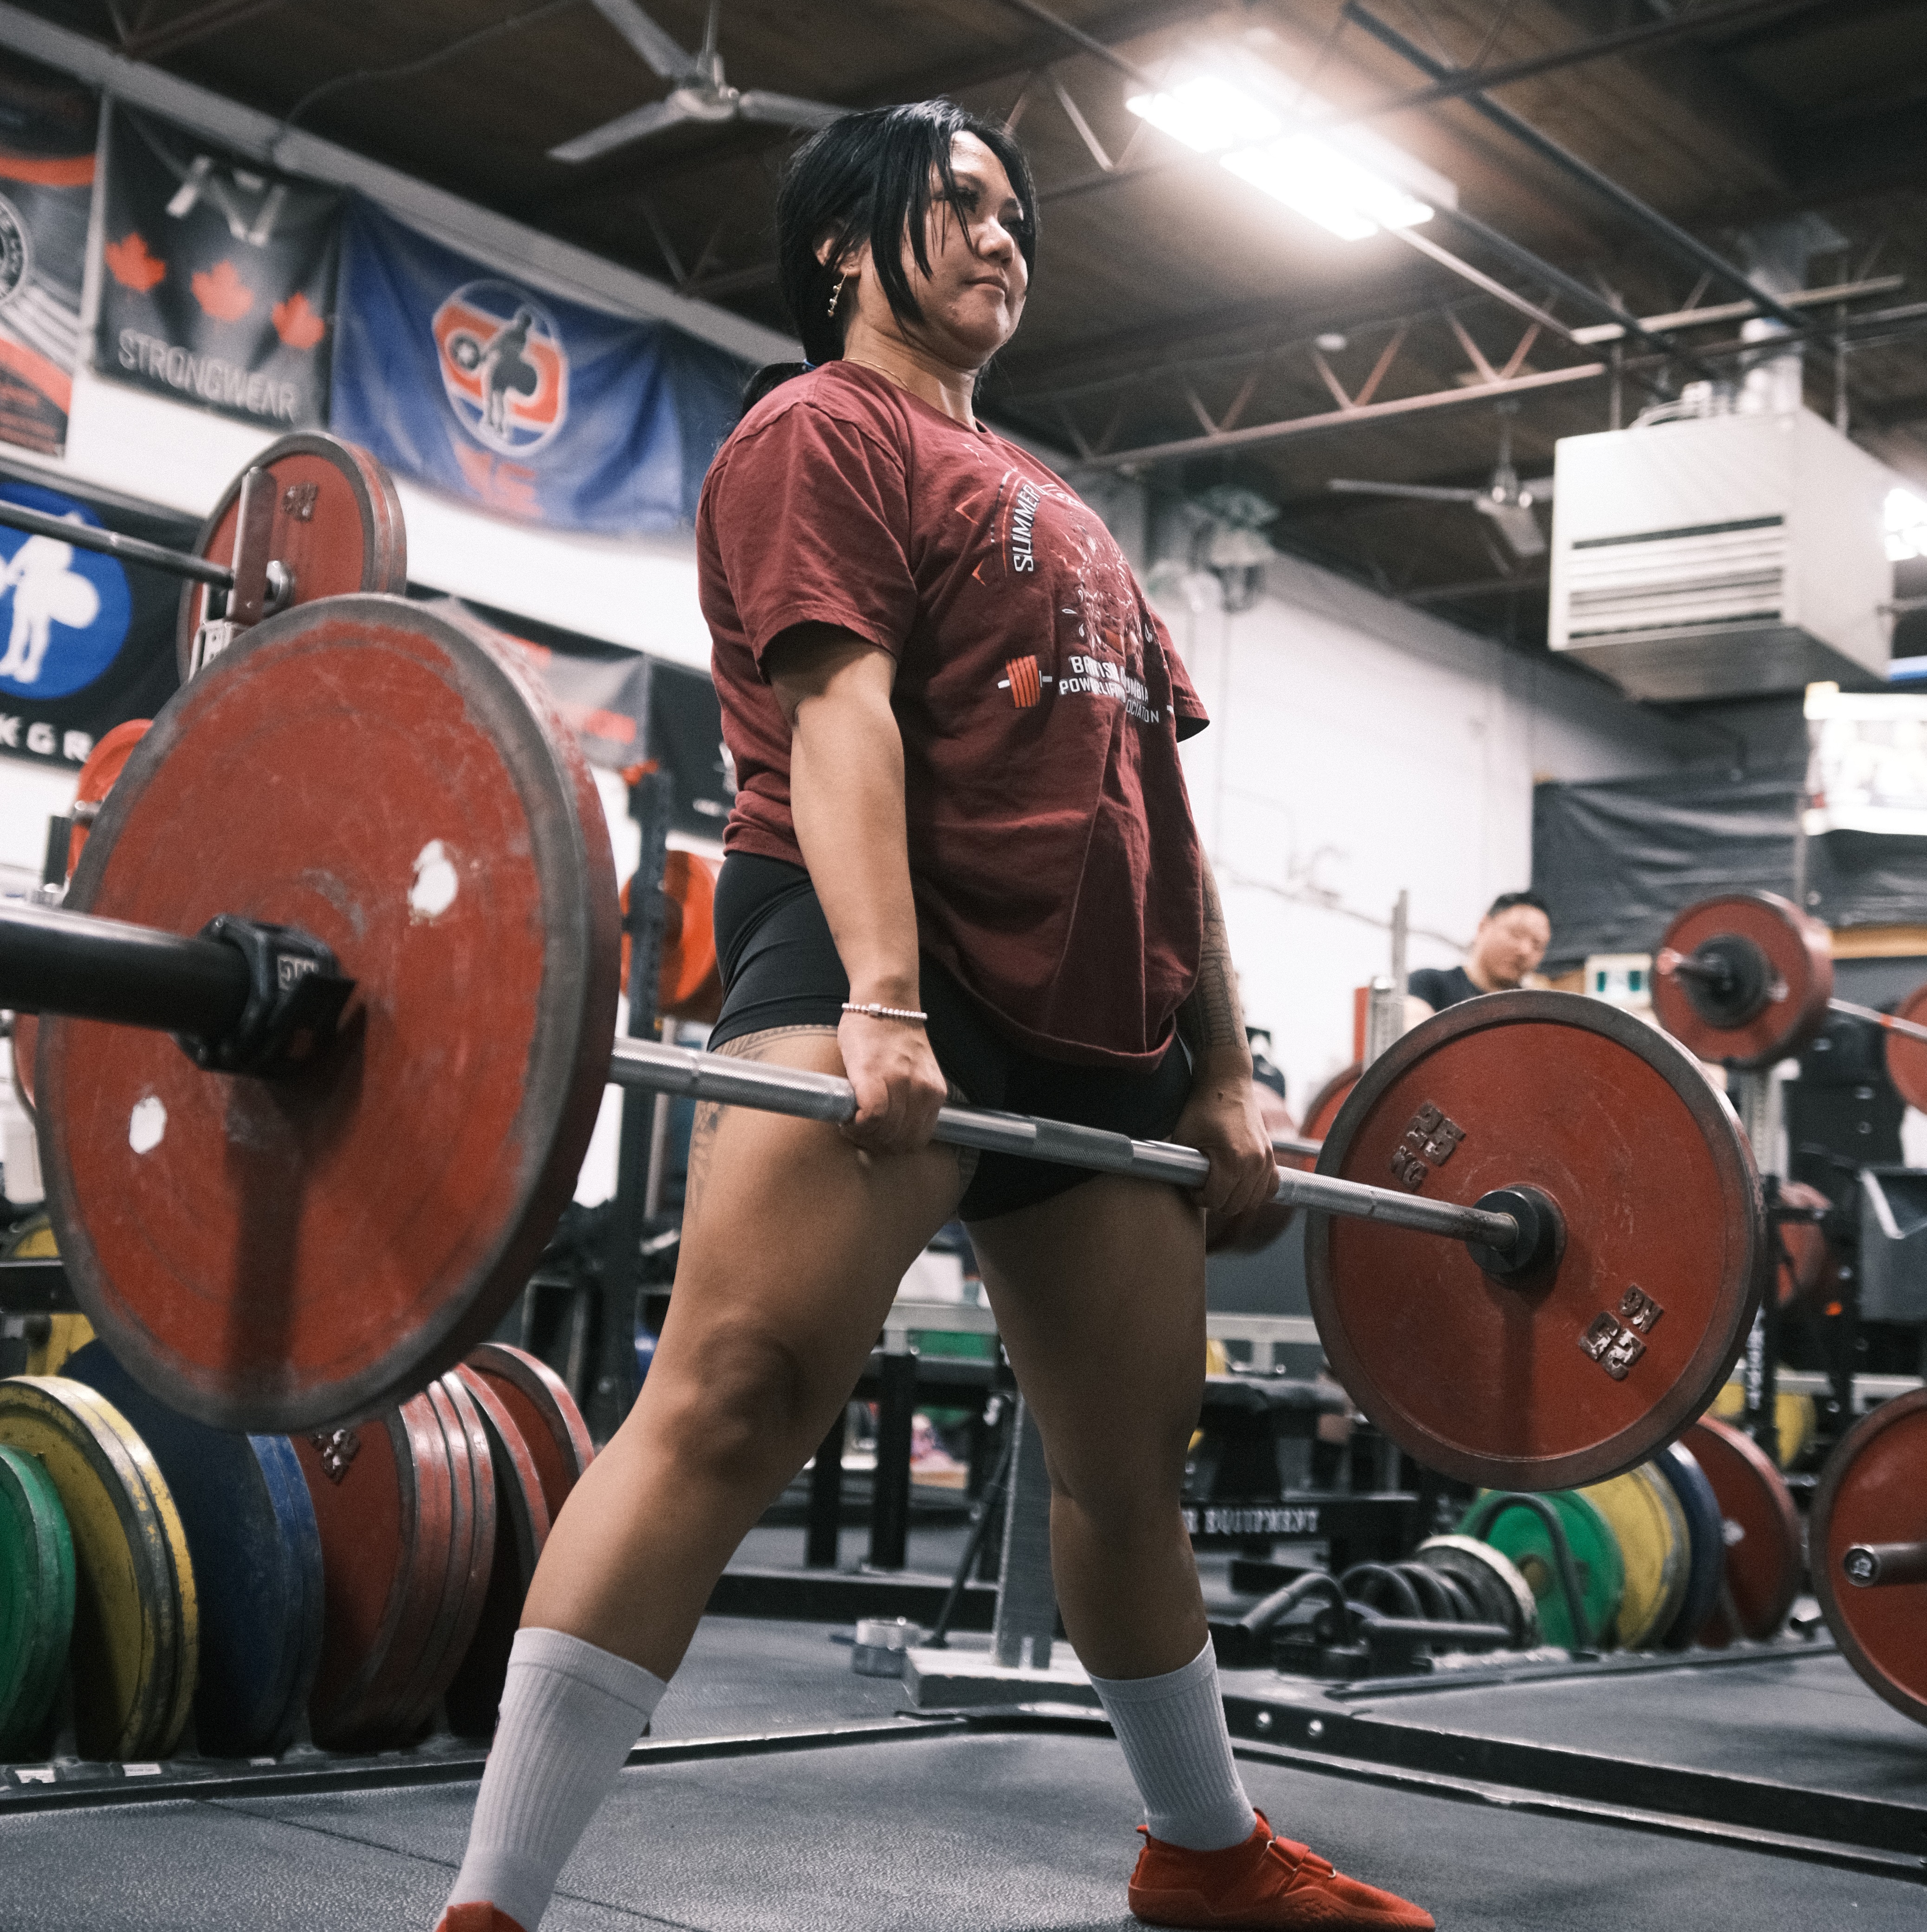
xmin=1408 ymin=965 xmax=1482 ymax=1012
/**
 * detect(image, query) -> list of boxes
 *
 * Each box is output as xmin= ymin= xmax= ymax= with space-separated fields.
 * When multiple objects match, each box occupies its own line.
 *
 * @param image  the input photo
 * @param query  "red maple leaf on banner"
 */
xmin=271 ymin=291 xmax=326 ymax=351
xmin=191 ymin=260 xmax=254 ymax=321
xmin=103 ymin=230 xmax=166 ymax=293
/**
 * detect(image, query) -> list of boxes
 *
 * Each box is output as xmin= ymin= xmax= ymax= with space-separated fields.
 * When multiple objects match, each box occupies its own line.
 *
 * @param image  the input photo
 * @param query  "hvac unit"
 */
xmin=1549 ymin=408 xmax=1896 ymax=703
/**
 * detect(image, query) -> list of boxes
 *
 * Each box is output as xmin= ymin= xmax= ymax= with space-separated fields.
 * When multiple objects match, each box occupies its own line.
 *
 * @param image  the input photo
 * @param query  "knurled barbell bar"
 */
xmin=8 ymin=593 xmax=1764 ymax=1493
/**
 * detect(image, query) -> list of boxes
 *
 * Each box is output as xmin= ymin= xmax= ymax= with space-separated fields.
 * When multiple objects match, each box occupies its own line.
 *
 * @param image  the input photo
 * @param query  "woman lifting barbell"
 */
xmin=436 ymin=100 xmax=1431 ymax=1932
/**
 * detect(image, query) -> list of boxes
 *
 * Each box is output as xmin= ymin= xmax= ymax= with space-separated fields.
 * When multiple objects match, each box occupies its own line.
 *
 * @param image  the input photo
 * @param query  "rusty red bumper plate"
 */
xmin=176 ymin=432 xmax=407 ymax=677
xmin=40 ymin=596 xmax=620 ymax=1432
xmin=1307 ymin=992 xmax=1762 ymax=1491
xmin=1652 ymin=891 xmax=1832 ymax=1069
xmin=1881 ymin=981 xmax=1927 ymax=1115
xmin=1810 ymin=1388 xmax=1927 ymax=1727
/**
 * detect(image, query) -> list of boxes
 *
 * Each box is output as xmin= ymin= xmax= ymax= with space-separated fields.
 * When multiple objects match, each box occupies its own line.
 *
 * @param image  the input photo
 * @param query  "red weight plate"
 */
xmin=622 ymin=850 xmax=724 ymax=1025
xmin=1681 ymin=1414 xmax=1802 ymax=1646
xmin=387 ymin=1378 xmax=476 ymax=1740
xmin=1810 ymin=1390 xmax=1927 ymax=1726
xmin=1652 ymin=892 xmax=1832 ymax=1069
xmin=446 ymin=1363 xmax=553 ymax=1738
xmin=175 ymin=434 xmax=406 ymax=678
xmin=1301 ymin=1063 xmax=1361 ymax=1144
xmin=298 ymin=1394 xmax=452 ymax=1748
xmin=1307 ymin=992 xmax=1761 ymax=1491
xmin=1882 ymin=981 xmax=1927 ymax=1116
xmin=465 ymin=1341 xmax=594 ymax=1515
xmin=11 ymin=1010 xmax=35 ymax=1119
xmin=66 ymin=719 xmax=150 ymax=877
xmin=398 ymin=1373 xmax=498 ymax=1734
xmin=1774 ymin=1179 xmax=1834 ymax=1311
xmin=41 ymin=596 xmax=621 ymax=1431
xmin=1207 ymin=1087 xmax=1300 ymax=1254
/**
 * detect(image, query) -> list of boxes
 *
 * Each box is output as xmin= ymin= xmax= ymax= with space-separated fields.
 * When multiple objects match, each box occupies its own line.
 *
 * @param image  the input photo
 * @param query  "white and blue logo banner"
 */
xmin=330 ymin=201 xmax=745 ymax=535
xmin=0 ymin=471 xmax=187 ymax=768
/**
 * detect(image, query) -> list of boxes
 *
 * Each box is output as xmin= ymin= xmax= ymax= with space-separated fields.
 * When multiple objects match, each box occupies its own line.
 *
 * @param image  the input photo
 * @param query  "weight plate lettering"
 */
xmin=42 ymin=598 xmax=620 ymax=1431
xmin=1308 ymin=993 xmax=1761 ymax=1490
xmin=1809 ymin=1388 xmax=1927 ymax=1727
xmin=175 ymin=433 xmax=406 ymax=678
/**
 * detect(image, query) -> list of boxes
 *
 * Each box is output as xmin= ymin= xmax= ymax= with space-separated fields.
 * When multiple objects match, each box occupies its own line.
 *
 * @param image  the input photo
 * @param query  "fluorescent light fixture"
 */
xmin=1124 ymin=76 xmax=1282 ymax=154
xmin=1127 ymin=57 xmax=1439 ymax=241
xmin=1885 ymin=486 xmax=1927 ymax=563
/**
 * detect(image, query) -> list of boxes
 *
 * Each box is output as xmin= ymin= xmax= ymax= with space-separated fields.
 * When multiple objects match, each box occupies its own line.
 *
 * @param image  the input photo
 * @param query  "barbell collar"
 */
xmin=0 ymin=497 xmax=234 ymax=588
xmin=1842 ymin=1538 xmax=1927 ymax=1588
xmin=607 ymin=1035 xmax=1524 ymax=1254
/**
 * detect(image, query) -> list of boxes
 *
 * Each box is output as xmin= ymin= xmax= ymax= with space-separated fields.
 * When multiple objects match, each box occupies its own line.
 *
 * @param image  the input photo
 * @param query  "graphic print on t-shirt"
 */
xmin=991 ymin=465 xmax=1161 ymax=729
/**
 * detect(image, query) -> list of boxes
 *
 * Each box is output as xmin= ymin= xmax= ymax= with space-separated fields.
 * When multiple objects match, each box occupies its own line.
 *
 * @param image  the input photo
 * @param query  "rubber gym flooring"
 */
xmin=6 ymin=1615 xmax=1925 ymax=1932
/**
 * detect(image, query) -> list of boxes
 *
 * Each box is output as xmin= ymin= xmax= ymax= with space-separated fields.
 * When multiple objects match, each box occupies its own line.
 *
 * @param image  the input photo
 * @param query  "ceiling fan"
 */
xmin=1325 ymin=407 xmax=1554 ymax=561
xmin=549 ymin=0 xmax=843 ymax=164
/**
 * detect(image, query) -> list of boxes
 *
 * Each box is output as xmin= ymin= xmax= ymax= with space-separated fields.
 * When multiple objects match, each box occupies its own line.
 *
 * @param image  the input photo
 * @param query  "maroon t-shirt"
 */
xmin=696 ymin=360 xmax=1208 ymax=1068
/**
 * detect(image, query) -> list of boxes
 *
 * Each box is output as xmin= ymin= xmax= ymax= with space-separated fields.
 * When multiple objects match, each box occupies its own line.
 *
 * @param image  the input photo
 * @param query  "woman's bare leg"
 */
xmin=522 ymin=1027 xmax=966 ymax=1677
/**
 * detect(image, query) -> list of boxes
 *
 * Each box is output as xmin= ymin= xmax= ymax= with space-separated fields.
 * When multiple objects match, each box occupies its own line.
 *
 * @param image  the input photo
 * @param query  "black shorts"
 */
xmin=708 ymin=853 xmax=1193 ymax=1222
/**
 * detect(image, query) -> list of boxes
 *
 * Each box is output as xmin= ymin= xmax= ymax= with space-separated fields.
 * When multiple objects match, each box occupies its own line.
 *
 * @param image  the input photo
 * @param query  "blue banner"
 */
xmin=329 ymin=200 xmax=745 ymax=535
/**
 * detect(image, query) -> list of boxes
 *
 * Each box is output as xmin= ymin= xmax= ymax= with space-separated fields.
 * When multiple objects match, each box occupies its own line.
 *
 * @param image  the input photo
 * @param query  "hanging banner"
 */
xmin=331 ymin=200 xmax=744 ymax=534
xmin=0 ymin=57 xmax=98 ymax=457
xmin=96 ymin=105 xmax=339 ymax=428
xmin=0 ymin=465 xmax=188 ymax=770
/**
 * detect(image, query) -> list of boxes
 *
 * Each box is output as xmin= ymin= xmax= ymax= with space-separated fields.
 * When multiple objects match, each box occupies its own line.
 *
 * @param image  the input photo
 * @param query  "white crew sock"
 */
xmin=1087 ymin=1639 xmax=1258 ymax=1852
xmin=444 ymin=1626 xmax=668 ymax=1932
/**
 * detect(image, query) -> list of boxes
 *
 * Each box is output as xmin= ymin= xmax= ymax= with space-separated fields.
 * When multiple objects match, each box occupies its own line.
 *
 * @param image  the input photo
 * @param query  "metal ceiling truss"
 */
xmin=1048 ymin=278 xmax=1917 ymax=475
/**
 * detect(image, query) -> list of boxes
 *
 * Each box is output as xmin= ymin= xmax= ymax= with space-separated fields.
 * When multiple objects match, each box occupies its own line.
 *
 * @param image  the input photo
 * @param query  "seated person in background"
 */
xmin=1407 ymin=891 xmax=1552 ymax=1018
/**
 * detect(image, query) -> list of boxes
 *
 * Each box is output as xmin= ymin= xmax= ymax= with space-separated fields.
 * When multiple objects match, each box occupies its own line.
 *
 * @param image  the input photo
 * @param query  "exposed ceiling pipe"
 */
xmin=1342 ymin=3 xmax=1807 ymax=333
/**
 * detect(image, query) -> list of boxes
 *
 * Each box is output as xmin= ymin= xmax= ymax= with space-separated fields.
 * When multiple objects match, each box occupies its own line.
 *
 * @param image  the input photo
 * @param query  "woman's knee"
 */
xmin=643 ymin=1324 xmax=833 ymax=1485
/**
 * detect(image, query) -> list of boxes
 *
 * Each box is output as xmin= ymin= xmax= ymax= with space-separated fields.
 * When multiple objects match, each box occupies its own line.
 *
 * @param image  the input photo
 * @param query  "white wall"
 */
xmin=1161 ymin=552 xmax=1702 ymax=1111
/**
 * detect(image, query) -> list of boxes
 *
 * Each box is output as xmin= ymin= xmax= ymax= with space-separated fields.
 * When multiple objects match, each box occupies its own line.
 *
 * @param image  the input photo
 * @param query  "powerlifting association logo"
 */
xmin=0 ymin=195 xmax=32 ymax=310
xmin=432 ymin=280 xmax=568 ymax=456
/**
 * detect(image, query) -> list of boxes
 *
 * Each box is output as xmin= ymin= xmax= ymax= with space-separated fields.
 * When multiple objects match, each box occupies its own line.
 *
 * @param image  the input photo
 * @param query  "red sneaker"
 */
xmin=1128 ymin=1810 xmax=1434 ymax=1929
xmin=434 ymin=1907 xmax=527 ymax=1932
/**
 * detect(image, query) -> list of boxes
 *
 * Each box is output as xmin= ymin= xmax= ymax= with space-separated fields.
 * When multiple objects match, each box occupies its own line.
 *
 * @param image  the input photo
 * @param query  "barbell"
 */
xmin=0 ymin=447 xmax=1764 ymax=1493
xmin=1652 ymin=890 xmax=1927 ymax=1098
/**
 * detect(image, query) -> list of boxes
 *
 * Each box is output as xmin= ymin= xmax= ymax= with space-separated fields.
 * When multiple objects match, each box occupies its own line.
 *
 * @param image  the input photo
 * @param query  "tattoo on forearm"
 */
xmin=1180 ymin=867 xmax=1246 ymax=1054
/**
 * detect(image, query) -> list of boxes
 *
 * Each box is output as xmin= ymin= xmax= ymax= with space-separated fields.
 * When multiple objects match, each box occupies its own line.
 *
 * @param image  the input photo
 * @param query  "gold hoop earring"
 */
xmin=827 ymin=271 xmax=848 ymax=319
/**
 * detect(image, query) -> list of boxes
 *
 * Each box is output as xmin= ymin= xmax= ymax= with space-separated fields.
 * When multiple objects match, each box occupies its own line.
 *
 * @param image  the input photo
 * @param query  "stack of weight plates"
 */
xmin=446 ymin=1345 xmax=593 ymax=1737
xmin=297 ymin=1370 xmax=498 ymax=1750
xmin=0 ymin=1377 xmax=197 ymax=1759
xmin=1412 ymin=1536 xmax=1540 ymax=1648
xmin=1578 ymin=1466 xmax=1691 ymax=1649
xmin=1652 ymin=1439 xmax=1726 ymax=1649
xmin=0 ymin=1441 xmax=75 ymax=1757
xmin=1457 ymin=1490 xmax=1625 ymax=1651
xmin=62 ymin=1342 xmax=324 ymax=1756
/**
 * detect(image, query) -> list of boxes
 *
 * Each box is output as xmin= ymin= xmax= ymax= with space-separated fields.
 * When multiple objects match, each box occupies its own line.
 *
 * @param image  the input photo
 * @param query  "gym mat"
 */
xmin=4 ymin=1725 xmax=1921 ymax=1931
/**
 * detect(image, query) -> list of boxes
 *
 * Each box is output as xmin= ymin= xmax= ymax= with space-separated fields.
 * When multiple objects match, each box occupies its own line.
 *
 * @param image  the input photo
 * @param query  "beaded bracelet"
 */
xmin=842 ymin=1000 xmax=929 ymax=1024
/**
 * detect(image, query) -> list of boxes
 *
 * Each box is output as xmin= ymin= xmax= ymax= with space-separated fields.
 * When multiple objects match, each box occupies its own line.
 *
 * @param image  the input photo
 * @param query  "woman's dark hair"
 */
xmin=741 ymin=99 xmax=1038 ymax=411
